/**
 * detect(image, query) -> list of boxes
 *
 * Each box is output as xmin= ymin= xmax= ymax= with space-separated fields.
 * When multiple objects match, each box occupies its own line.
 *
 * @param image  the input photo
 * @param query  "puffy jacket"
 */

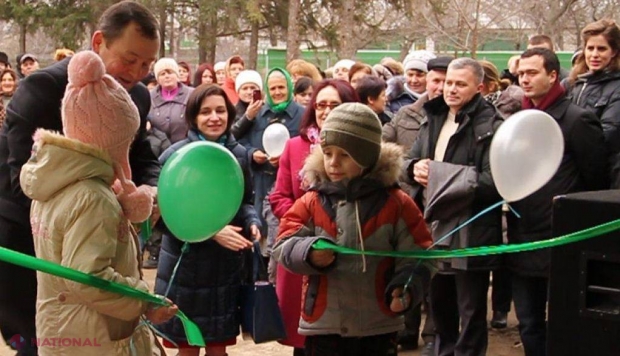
xmin=222 ymin=77 xmax=239 ymax=105
xmin=570 ymin=70 xmax=620 ymax=188
xmin=405 ymin=94 xmax=504 ymax=271
xmin=149 ymin=83 xmax=194 ymax=144
xmin=273 ymin=143 xmax=433 ymax=338
xmin=386 ymin=77 xmax=417 ymax=114
xmin=507 ymin=96 xmax=609 ymax=277
xmin=146 ymin=125 xmax=171 ymax=158
xmin=382 ymin=93 xmax=428 ymax=156
xmin=154 ymin=129 xmax=261 ymax=344
xmin=20 ymin=130 xmax=153 ymax=356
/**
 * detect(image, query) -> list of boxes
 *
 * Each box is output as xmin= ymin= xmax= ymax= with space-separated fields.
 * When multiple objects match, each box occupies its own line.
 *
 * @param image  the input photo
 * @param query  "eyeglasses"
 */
xmin=314 ymin=102 xmax=341 ymax=111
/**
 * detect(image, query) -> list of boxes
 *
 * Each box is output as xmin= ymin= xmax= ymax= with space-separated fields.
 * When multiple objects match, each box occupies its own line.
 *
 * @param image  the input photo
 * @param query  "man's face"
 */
xmin=426 ymin=70 xmax=447 ymax=100
xmin=21 ymin=59 xmax=39 ymax=76
xmin=443 ymin=67 xmax=482 ymax=112
xmin=518 ymin=55 xmax=556 ymax=105
xmin=92 ymin=22 xmax=159 ymax=90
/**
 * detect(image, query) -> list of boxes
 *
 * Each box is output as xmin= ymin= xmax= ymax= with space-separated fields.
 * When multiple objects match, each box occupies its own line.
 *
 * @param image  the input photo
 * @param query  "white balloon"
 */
xmin=262 ymin=123 xmax=290 ymax=157
xmin=490 ymin=109 xmax=564 ymax=202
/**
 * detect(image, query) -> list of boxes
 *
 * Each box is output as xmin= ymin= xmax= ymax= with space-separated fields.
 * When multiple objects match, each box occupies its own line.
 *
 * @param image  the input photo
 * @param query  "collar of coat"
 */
xmin=423 ymin=93 xmax=500 ymax=142
xmin=575 ymin=68 xmax=620 ymax=85
xmin=33 ymin=129 xmax=113 ymax=166
xmin=151 ymin=83 xmax=191 ymax=106
xmin=302 ymin=142 xmax=404 ymax=201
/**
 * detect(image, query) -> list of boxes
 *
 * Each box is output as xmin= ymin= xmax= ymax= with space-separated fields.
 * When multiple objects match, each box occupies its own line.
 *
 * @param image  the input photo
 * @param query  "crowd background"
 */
xmin=0 ymin=1 xmax=619 ymax=356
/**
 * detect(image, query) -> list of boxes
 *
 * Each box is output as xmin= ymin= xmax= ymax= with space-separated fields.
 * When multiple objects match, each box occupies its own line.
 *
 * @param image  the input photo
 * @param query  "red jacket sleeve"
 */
xmin=269 ymin=141 xmax=295 ymax=219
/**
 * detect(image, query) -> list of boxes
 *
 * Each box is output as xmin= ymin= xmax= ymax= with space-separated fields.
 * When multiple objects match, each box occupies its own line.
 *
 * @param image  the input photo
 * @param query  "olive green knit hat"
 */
xmin=320 ymin=102 xmax=383 ymax=168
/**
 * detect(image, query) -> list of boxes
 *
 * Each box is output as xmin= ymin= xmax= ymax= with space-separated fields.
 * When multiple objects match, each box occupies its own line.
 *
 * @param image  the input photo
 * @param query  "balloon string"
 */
xmin=430 ymin=200 xmax=505 ymax=249
xmin=402 ymin=200 xmax=505 ymax=300
xmin=506 ymin=203 xmax=521 ymax=218
xmin=163 ymin=241 xmax=190 ymax=299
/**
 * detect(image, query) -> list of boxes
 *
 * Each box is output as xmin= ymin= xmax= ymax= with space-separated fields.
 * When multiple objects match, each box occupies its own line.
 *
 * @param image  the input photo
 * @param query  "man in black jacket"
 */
xmin=406 ymin=58 xmax=504 ymax=356
xmin=0 ymin=2 xmax=160 ymax=353
xmin=508 ymin=48 xmax=608 ymax=356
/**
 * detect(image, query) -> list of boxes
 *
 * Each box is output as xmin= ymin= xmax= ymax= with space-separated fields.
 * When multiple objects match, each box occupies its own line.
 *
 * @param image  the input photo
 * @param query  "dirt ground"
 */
xmin=0 ymin=268 xmax=524 ymax=355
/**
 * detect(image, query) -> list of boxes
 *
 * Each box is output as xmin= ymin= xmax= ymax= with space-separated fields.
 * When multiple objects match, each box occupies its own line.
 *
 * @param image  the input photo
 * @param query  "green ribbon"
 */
xmin=0 ymin=246 xmax=205 ymax=347
xmin=312 ymin=218 xmax=620 ymax=259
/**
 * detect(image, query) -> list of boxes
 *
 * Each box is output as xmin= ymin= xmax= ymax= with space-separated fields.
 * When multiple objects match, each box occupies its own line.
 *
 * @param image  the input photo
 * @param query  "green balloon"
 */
xmin=158 ymin=141 xmax=244 ymax=243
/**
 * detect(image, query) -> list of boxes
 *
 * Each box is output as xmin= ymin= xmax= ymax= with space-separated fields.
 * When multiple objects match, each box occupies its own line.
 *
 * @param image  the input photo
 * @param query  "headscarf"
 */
xmin=265 ymin=67 xmax=294 ymax=113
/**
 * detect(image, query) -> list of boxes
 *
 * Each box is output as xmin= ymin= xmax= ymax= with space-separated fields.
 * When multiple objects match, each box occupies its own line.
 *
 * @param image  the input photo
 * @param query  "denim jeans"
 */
xmin=512 ymin=274 xmax=548 ymax=356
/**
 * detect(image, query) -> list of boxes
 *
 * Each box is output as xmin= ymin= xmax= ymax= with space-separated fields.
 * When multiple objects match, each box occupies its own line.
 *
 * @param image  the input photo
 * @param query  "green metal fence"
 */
xmin=257 ymin=49 xmax=574 ymax=74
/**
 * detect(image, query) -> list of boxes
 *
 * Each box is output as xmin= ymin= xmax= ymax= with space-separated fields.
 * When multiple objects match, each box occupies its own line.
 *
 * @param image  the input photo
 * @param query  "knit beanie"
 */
xmin=320 ymin=103 xmax=382 ymax=168
xmin=333 ymin=59 xmax=356 ymax=71
xmin=62 ymin=50 xmax=152 ymax=223
xmin=235 ymin=70 xmax=263 ymax=92
xmin=153 ymin=57 xmax=179 ymax=78
xmin=403 ymin=50 xmax=436 ymax=73
xmin=214 ymin=61 xmax=226 ymax=72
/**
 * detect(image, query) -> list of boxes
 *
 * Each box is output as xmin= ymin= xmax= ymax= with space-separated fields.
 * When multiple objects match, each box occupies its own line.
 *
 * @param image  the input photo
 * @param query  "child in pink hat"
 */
xmin=20 ymin=50 xmax=178 ymax=356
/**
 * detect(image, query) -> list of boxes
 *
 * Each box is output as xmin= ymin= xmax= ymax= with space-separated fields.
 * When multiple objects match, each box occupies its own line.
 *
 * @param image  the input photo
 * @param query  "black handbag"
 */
xmin=240 ymin=241 xmax=287 ymax=343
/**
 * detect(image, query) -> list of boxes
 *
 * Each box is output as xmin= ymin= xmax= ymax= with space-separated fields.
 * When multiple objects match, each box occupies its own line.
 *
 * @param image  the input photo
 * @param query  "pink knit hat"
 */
xmin=62 ymin=50 xmax=152 ymax=223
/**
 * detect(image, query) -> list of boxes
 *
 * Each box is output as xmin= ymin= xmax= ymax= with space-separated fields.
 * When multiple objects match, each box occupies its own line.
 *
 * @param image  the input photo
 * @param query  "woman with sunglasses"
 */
xmin=269 ymin=79 xmax=360 ymax=355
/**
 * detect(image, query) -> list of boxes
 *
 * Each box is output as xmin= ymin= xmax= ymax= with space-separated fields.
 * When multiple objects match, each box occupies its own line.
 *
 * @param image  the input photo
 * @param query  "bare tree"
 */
xmin=286 ymin=0 xmax=302 ymax=62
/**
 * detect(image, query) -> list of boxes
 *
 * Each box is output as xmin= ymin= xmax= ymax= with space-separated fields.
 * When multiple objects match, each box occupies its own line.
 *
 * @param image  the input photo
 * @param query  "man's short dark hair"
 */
xmin=520 ymin=48 xmax=561 ymax=76
xmin=528 ymin=34 xmax=554 ymax=51
xmin=356 ymin=76 xmax=386 ymax=104
xmin=98 ymin=1 xmax=159 ymax=43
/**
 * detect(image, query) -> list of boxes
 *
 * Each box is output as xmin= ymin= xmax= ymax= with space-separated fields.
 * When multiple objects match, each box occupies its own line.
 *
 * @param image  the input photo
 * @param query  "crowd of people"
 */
xmin=0 ymin=1 xmax=619 ymax=356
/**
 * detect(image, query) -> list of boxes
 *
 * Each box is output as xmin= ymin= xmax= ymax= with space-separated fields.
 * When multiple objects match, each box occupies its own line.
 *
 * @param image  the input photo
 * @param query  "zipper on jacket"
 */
xmin=576 ymin=82 xmax=588 ymax=105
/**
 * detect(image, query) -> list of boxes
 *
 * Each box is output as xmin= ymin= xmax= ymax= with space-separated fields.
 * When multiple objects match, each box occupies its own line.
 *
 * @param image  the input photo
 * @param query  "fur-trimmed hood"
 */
xmin=302 ymin=142 xmax=405 ymax=188
xmin=20 ymin=129 xmax=115 ymax=202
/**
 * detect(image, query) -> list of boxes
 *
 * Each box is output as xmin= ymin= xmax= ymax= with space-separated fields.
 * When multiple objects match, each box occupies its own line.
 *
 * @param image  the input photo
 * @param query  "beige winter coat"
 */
xmin=20 ymin=130 xmax=153 ymax=356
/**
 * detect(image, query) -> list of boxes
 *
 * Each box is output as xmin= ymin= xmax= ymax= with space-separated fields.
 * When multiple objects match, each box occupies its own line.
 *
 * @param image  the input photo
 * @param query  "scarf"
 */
xmin=198 ymin=133 xmax=228 ymax=146
xmin=265 ymin=67 xmax=294 ymax=113
xmin=484 ymin=90 xmax=501 ymax=106
xmin=298 ymin=126 xmax=321 ymax=190
xmin=522 ymin=81 xmax=565 ymax=111
xmin=161 ymin=85 xmax=180 ymax=101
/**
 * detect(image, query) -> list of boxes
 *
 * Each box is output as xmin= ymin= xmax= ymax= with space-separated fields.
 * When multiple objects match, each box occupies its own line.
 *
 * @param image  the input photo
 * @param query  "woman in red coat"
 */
xmin=269 ymin=79 xmax=360 ymax=354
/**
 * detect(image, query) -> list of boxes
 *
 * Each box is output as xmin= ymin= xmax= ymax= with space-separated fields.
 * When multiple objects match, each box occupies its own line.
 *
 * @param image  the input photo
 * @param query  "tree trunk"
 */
xmin=197 ymin=21 xmax=207 ymax=64
xmin=470 ymin=0 xmax=482 ymax=58
xmin=399 ymin=38 xmax=413 ymax=62
xmin=19 ymin=24 xmax=26 ymax=53
xmin=159 ymin=5 xmax=166 ymax=57
xmin=248 ymin=20 xmax=259 ymax=70
xmin=286 ymin=0 xmax=301 ymax=62
xmin=197 ymin=0 xmax=217 ymax=64
xmin=336 ymin=0 xmax=356 ymax=59
xmin=169 ymin=10 xmax=175 ymax=58
xmin=205 ymin=10 xmax=217 ymax=64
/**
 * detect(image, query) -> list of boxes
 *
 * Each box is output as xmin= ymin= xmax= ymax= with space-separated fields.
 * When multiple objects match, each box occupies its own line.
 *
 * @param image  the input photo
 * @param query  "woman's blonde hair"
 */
xmin=570 ymin=19 xmax=620 ymax=83
xmin=54 ymin=48 xmax=74 ymax=62
xmin=479 ymin=60 xmax=502 ymax=93
xmin=286 ymin=59 xmax=323 ymax=82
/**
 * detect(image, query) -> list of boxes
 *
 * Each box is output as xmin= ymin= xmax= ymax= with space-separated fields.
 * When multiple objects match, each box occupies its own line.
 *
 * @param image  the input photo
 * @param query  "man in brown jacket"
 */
xmin=383 ymin=56 xmax=453 ymax=157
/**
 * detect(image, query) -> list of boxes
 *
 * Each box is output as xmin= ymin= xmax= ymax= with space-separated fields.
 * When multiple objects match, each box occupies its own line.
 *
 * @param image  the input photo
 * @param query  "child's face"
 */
xmin=323 ymin=146 xmax=363 ymax=182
